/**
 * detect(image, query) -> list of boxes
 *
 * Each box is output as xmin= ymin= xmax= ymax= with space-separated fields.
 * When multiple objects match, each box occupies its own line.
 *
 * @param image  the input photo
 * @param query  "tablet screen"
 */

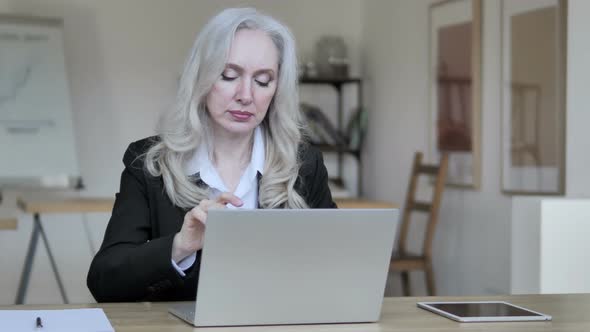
xmin=418 ymin=301 xmax=552 ymax=322
xmin=427 ymin=302 xmax=543 ymax=317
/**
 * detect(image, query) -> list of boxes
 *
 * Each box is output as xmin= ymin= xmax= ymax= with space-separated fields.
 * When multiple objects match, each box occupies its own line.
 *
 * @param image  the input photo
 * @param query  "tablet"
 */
xmin=417 ymin=301 xmax=552 ymax=322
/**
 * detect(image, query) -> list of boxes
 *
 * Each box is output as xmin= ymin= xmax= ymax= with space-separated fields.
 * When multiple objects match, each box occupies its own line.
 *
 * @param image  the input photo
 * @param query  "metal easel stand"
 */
xmin=15 ymin=213 xmax=68 ymax=304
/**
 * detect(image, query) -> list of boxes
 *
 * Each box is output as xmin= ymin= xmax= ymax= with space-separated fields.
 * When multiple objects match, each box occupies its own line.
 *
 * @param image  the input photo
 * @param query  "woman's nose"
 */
xmin=235 ymin=79 xmax=253 ymax=105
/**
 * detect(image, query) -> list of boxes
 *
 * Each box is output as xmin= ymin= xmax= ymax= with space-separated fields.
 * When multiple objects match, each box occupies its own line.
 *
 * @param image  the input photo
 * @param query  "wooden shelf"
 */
xmin=300 ymin=78 xmax=364 ymax=196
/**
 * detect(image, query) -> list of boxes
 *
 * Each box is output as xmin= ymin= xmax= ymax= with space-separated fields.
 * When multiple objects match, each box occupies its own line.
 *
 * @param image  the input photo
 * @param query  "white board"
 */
xmin=0 ymin=15 xmax=80 ymax=188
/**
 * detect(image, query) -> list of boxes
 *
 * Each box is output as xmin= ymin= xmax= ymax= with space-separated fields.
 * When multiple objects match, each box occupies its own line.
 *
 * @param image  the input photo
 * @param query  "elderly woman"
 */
xmin=87 ymin=7 xmax=336 ymax=302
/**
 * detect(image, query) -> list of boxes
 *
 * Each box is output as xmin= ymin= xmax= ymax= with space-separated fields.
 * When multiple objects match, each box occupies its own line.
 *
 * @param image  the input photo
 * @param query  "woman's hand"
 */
xmin=172 ymin=192 xmax=243 ymax=263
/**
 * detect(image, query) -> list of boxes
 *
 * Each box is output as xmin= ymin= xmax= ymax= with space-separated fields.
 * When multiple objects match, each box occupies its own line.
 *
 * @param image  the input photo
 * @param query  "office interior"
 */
xmin=0 ymin=0 xmax=588 ymax=306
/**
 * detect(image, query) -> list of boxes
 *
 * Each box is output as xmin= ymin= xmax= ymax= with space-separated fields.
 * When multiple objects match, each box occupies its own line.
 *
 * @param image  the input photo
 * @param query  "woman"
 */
xmin=87 ymin=7 xmax=336 ymax=302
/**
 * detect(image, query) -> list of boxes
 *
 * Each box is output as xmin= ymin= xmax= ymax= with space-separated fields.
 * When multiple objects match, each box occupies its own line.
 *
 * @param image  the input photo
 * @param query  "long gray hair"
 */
xmin=145 ymin=7 xmax=308 ymax=209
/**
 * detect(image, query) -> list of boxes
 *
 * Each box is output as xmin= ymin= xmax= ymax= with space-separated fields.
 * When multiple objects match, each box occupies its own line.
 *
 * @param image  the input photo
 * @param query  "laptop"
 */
xmin=169 ymin=208 xmax=398 ymax=327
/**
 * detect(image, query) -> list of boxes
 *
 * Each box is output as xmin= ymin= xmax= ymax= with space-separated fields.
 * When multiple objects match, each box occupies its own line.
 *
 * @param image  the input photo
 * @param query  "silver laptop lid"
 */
xmin=193 ymin=208 xmax=398 ymax=327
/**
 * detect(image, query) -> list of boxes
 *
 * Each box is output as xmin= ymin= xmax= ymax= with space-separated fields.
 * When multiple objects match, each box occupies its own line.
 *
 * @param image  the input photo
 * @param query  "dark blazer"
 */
xmin=87 ymin=137 xmax=337 ymax=302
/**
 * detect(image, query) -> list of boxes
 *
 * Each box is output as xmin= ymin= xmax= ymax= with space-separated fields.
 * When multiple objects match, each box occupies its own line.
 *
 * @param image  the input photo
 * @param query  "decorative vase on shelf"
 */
xmin=314 ymin=36 xmax=349 ymax=78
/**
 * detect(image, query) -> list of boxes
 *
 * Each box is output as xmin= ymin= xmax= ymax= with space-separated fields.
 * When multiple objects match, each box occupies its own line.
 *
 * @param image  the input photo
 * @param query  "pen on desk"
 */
xmin=36 ymin=316 xmax=43 ymax=329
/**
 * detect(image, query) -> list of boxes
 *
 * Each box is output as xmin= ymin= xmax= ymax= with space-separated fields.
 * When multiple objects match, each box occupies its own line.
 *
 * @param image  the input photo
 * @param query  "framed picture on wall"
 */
xmin=428 ymin=0 xmax=482 ymax=189
xmin=501 ymin=0 xmax=567 ymax=195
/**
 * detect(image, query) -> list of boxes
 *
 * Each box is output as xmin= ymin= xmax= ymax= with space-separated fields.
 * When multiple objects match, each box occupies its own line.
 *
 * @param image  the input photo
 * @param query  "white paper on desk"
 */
xmin=0 ymin=308 xmax=114 ymax=332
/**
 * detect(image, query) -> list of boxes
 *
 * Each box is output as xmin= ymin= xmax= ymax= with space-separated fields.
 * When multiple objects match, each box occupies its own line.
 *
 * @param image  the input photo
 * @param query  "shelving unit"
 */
xmin=299 ymin=77 xmax=363 ymax=196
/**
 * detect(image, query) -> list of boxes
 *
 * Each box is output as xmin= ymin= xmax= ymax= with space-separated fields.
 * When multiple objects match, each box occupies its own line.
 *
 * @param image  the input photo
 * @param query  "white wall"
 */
xmin=366 ymin=0 xmax=590 ymax=296
xmin=511 ymin=198 xmax=590 ymax=294
xmin=0 ymin=0 xmax=362 ymax=304
xmin=510 ymin=0 xmax=590 ymax=295
xmin=363 ymin=0 xmax=512 ymax=296
xmin=539 ymin=200 xmax=590 ymax=293
xmin=510 ymin=196 xmax=544 ymax=294
xmin=566 ymin=0 xmax=590 ymax=197
xmin=0 ymin=0 xmax=11 ymax=10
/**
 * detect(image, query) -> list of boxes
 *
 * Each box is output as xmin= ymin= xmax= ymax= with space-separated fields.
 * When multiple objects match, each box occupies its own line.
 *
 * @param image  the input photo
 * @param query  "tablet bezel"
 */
xmin=417 ymin=301 xmax=552 ymax=322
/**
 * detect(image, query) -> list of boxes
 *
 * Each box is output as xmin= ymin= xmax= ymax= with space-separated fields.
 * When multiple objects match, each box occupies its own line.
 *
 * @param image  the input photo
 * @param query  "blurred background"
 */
xmin=1 ymin=0 xmax=589 ymax=305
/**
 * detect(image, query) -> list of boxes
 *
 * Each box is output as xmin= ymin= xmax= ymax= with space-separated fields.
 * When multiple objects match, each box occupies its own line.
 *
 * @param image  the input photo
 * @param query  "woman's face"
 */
xmin=206 ymin=29 xmax=279 ymax=137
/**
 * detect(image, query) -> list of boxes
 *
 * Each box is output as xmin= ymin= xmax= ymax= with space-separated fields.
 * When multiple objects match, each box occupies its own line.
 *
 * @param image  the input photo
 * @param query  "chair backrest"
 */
xmin=397 ymin=152 xmax=449 ymax=259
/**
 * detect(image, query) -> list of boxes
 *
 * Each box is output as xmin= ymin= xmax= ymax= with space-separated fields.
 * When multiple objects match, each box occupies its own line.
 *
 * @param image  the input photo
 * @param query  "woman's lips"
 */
xmin=228 ymin=110 xmax=253 ymax=121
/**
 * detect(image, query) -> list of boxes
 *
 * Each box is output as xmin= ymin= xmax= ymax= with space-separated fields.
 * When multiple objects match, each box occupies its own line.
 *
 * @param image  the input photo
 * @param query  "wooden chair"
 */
xmin=389 ymin=151 xmax=448 ymax=296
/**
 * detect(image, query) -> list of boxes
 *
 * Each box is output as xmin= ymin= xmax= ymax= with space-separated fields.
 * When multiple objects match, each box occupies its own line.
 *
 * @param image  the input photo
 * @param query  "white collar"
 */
xmin=186 ymin=126 xmax=265 ymax=189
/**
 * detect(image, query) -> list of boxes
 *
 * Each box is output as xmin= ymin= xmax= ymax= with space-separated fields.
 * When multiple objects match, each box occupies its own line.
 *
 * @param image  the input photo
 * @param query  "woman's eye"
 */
xmin=255 ymin=79 xmax=270 ymax=87
xmin=221 ymin=73 xmax=237 ymax=81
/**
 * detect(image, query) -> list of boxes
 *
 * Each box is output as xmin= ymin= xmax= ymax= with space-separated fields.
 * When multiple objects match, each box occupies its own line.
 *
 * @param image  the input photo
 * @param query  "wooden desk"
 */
xmin=2 ymin=294 xmax=589 ymax=331
xmin=17 ymin=197 xmax=114 ymax=214
xmin=335 ymin=198 xmax=398 ymax=209
xmin=0 ymin=217 xmax=17 ymax=230
xmin=15 ymin=197 xmax=114 ymax=305
xmin=17 ymin=198 xmax=395 ymax=211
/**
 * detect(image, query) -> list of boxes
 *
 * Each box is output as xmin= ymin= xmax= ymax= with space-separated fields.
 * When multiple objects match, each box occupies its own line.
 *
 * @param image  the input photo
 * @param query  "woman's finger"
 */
xmin=198 ymin=199 xmax=215 ymax=210
xmin=189 ymin=207 xmax=208 ymax=225
xmin=216 ymin=192 xmax=243 ymax=207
